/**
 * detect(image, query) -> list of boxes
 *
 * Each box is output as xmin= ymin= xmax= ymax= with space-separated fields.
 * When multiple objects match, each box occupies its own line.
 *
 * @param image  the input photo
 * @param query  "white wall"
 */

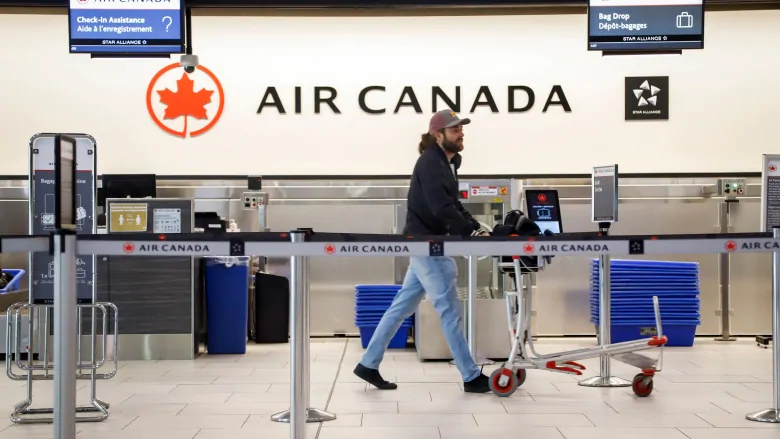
xmin=0 ymin=8 xmax=778 ymax=176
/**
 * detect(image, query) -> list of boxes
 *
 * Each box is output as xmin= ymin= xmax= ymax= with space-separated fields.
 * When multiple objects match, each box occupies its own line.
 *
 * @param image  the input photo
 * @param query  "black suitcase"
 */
xmin=254 ymin=273 xmax=290 ymax=343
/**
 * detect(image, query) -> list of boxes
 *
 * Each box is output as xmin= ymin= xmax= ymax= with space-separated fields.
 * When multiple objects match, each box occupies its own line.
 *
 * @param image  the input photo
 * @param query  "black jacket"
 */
xmin=403 ymin=145 xmax=481 ymax=237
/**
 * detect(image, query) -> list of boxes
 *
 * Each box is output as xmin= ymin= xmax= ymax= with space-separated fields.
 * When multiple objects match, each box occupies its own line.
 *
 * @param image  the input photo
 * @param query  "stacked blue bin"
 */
xmin=0 ymin=269 xmax=25 ymax=294
xmin=590 ymin=259 xmax=701 ymax=347
xmin=355 ymin=285 xmax=412 ymax=349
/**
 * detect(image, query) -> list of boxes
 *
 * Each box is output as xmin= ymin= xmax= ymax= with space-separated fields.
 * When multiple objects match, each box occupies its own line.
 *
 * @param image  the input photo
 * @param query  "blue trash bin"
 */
xmin=205 ymin=256 xmax=250 ymax=355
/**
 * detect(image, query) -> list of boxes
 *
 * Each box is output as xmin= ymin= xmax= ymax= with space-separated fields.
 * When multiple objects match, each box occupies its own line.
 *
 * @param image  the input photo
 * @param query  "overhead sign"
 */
xmin=68 ymin=0 xmax=185 ymax=55
xmin=592 ymin=165 xmax=619 ymax=223
xmin=588 ymin=0 xmax=704 ymax=52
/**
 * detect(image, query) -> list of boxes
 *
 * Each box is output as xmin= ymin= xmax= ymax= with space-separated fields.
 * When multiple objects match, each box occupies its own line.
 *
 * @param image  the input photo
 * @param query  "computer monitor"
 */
xmin=525 ymin=189 xmax=563 ymax=234
xmin=194 ymin=212 xmax=226 ymax=233
xmin=101 ymin=174 xmax=157 ymax=200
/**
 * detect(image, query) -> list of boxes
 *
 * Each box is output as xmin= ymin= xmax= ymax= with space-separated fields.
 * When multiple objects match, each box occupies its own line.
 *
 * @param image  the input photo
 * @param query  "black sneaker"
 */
xmin=353 ymin=363 xmax=398 ymax=390
xmin=463 ymin=373 xmax=491 ymax=393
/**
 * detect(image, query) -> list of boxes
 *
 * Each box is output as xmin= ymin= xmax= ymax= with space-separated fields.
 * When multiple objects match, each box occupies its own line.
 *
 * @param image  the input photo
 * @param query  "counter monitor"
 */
xmin=102 ymin=174 xmax=157 ymax=200
xmin=525 ymin=189 xmax=563 ymax=234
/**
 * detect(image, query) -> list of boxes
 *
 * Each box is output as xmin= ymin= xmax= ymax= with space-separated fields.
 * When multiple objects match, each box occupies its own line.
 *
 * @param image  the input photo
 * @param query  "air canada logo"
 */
xmin=625 ymin=76 xmax=669 ymax=121
xmin=136 ymin=244 xmax=212 ymax=253
xmin=325 ymin=244 xmax=411 ymax=254
xmin=256 ymin=85 xmax=572 ymax=115
xmin=523 ymin=244 xmax=535 ymax=254
xmin=725 ymin=241 xmax=737 ymax=252
xmin=770 ymin=164 xmax=777 ymax=172
xmin=146 ymin=63 xmax=225 ymax=138
xmin=122 ymin=243 xmax=135 ymax=254
xmin=537 ymin=194 xmax=547 ymax=203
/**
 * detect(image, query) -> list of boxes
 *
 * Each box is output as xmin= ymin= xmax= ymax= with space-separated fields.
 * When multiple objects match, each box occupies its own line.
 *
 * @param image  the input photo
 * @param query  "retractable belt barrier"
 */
xmin=3 ymin=229 xmax=780 ymax=439
xmin=1 ymin=230 xmax=777 ymax=257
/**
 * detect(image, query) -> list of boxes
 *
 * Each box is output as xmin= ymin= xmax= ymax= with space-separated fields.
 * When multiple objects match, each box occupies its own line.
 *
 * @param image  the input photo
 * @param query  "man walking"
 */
xmin=353 ymin=109 xmax=491 ymax=393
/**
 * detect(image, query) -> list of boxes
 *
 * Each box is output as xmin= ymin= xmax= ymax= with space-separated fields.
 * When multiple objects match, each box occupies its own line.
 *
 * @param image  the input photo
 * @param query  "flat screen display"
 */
xmin=592 ymin=165 xmax=618 ymax=222
xmin=588 ymin=0 xmax=704 ymax=52
xmin=525 ymin=190 xmax=563 ymax=235
xmin=68 ymin=0 xmax=185 ymax=55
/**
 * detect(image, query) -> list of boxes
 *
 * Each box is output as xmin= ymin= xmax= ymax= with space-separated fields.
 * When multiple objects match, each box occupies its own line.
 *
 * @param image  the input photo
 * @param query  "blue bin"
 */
xmin=358 ymin=324 xmax=411 ymax=349
xmin=355 ymin=284 xmax=412 ymax=349
xmin=205 ymin=257 xmax=250 ymax=355
xmin=0 ymin=269 xmax=25 ymax=294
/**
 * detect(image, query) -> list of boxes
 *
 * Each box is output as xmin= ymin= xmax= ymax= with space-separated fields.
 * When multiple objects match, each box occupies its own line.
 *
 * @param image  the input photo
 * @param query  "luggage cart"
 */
xmin=5 ymin=301 xmax=119 ymax=423
xmin=488 ymin=257 xmax=667 ymax=398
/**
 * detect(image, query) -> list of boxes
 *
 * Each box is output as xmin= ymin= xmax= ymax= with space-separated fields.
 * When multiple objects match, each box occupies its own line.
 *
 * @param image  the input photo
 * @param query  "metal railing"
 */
xmin=5 ymin=302 xmax=119 ymax=424
xmin=3 ymin=229 xmax=780 ymax=439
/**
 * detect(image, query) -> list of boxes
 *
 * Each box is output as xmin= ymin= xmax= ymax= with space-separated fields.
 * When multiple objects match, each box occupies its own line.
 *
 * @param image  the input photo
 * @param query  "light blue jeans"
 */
xmin=360 ymin=256 xmax=481 ymax=382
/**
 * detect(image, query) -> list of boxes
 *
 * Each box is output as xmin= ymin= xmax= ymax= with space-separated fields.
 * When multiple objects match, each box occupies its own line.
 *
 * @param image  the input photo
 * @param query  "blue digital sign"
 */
xmin=69 ymin=0 xmax=185 ymax=55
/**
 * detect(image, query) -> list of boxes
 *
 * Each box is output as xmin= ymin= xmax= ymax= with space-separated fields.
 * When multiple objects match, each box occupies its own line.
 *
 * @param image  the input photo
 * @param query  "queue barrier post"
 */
xmin=579 ymin=223 xmax=631 ymax=388
xmin=53 ymin=232 xmax=78 ymax=439
xmin=450 ymin=255 xmax=494 ymax=366
xmin=270 ymin=231 xmax=336 ymax=436
xmin=746 ymin=226 xmax=780 ymax=423
xmin=468 ymin=255 xmax=494 ymax=366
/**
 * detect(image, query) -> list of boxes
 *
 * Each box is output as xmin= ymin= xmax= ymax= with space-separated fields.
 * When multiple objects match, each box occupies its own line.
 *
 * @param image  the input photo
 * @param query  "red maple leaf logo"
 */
xmin=324 ymin=244 xmax=336 ymax=255
xmin=523 ymin=244 xmax=535 ymax=254
xmin=725 ymin=241 xmax=737 ymax=252
xmin=770 ymin=165 xmax=777 ymax=172
xmin=147 ymin=63 xmax=225 ymax=138
xmin=538 ymin=194 xmax=547 ymax=202
xmin=123 ymin=243 xmax=135 ymax=254
xmin=157 ymin=73 xmax=214 ymax=134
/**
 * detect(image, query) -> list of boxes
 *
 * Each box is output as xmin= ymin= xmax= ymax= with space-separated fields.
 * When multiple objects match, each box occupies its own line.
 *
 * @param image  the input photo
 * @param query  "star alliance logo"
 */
xmin=633 ymin=80 xmax=661 ymax=108
xmin=625 ymin=76 xmax=669 ymax=121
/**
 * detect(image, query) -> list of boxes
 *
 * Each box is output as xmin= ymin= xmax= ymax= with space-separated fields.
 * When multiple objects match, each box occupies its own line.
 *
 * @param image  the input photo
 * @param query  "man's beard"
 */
xmin=441 ymin=139 xmax=462 ymax=153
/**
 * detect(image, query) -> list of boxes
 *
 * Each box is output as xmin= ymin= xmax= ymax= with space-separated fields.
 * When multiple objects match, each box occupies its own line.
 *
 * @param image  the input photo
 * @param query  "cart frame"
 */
xmin=488 ymin=257 xmax=667 ymax=397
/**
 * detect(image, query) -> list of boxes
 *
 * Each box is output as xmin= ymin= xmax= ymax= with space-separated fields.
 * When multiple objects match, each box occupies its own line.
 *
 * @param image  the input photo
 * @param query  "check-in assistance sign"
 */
xmin=68 ymin=0 xmax=185 ymax=55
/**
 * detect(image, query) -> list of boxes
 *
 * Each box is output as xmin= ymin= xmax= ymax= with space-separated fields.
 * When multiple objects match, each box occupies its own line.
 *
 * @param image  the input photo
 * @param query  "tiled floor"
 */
xmin=0 ymin=337 xmax=779 ymax=438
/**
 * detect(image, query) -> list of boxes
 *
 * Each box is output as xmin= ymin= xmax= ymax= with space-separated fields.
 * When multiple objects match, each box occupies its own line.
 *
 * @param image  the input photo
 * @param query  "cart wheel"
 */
xmin=515 ymin=369 xmax=527 ymax=388
xmin=489 ymin=368 xmax=518 ymax=397
xmin=632 ymin=373 xmax=653 ymax=397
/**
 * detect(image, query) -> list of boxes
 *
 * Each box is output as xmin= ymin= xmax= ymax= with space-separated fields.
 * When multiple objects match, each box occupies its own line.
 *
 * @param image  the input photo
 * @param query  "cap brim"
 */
xmin=445 ymin=117 xmax=471 ymax=128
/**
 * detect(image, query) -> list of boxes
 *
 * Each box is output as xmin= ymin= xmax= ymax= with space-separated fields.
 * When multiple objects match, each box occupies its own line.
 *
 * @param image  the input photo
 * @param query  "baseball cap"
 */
xmin=429 ymin=109 xmax=471 ymax=135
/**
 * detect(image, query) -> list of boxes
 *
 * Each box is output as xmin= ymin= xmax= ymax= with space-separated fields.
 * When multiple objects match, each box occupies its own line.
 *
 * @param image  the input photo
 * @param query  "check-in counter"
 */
xmin=88 ymin=198 xmax=206 ymax=360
